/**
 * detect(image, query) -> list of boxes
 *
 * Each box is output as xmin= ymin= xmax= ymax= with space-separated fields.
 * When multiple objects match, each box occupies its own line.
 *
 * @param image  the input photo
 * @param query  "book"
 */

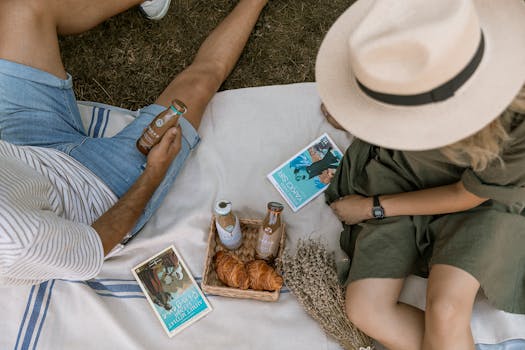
xmin=132 ymin=246 xmax=212 ymax=337
xmin=267 ymin=133 xmax=344 ymax=212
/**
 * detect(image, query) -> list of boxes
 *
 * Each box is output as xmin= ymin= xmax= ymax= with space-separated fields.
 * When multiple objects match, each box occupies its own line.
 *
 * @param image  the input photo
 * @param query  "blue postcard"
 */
xmin=267 ymin=133 xmax=343 ymax=212
xmin=132 ymin=246 xmax=212 ymax=337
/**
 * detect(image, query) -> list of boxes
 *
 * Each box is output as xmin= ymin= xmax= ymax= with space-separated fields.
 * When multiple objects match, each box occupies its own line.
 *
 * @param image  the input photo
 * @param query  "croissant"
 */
xmin=246 ymin=260 xmax=283 ymax=291
xmin=214 ymin=251 xmax=250 ymax=290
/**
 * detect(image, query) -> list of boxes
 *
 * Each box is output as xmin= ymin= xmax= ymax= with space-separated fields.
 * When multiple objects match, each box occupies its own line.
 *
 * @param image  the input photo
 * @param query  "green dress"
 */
xmin=325 ymin=111 xmax=525 ymax=314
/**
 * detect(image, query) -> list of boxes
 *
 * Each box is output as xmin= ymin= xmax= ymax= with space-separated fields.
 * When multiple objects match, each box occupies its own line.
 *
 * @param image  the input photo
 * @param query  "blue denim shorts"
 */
xmin=0 ymin=59 xmax=200 ymax=239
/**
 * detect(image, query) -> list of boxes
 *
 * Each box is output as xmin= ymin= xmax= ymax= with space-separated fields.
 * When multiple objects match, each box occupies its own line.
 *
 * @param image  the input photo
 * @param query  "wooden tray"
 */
xmin=202 ymin=217 xmax=286 ymax=302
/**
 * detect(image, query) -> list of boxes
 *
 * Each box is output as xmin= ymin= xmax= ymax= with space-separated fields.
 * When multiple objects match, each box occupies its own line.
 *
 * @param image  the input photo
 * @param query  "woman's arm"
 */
xmin=330 ymin=181 xmax=489 ymax=225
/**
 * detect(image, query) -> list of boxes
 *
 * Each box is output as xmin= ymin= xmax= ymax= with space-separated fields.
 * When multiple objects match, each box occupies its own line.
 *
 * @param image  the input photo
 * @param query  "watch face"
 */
xmin=373 ymin=208 xmax=384 ymax=218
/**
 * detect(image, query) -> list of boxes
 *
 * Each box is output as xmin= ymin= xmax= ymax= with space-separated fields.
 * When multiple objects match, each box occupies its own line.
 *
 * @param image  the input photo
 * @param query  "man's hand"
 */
xmin=330 ymin=194 xmax=373 ymax=225
xmin=92 ymin=126 xmax=182 ymax=255
xmin=145 ymin=126 xmax=182 ymax=184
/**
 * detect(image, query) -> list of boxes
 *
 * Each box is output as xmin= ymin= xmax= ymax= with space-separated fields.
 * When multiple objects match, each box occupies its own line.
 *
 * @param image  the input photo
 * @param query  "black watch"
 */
xmin=371 ymin=195 xmax=385 ymax=219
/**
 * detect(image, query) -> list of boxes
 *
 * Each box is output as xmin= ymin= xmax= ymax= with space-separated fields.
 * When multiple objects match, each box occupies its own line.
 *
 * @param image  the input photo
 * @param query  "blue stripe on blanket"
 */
xmin=15 ymin=281 xmax=55 ymax=350
xmin=88 ymin=293 xmax=146 ymax=300
xmin=87 ymin=107 xmax=96 ymax=136
xmin=85 ymin=107 xmax=112 ymax=138
xmin=92 ymin=278 xmax=136 ymax=282
xmin=64 ymin=279 xmax=145 ymax=299
xmin=101 ymin=109 xmax=110 ymax=137
xmin=13 ymin=286 xmax=35 ymax=350
xmin=20 ymin=282 xmax=47 ymax=350
xmin=67 ymin=277 xmax=290 ymax=298
xmin=93 ymin=108 xmax=105 ymax=137
xmin=32 ymin=280 xmax=55 ymax=350
xmin=85 ymin=280 xmax=142 ymax=293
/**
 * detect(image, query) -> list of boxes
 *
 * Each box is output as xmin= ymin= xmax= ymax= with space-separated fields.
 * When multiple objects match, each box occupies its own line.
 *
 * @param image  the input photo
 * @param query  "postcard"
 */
xmin=267 ymin=133 xmax=344 ymax=212
xmin=132 ymin=246 xmax=212 ymax=337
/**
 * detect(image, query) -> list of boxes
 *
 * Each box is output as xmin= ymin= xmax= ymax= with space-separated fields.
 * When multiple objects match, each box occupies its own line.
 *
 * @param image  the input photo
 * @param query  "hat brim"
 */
xmin=316 ymin=0 xmax=525 ymax=151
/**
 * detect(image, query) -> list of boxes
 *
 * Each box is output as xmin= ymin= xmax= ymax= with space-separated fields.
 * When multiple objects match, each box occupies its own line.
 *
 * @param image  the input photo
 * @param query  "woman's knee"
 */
xmin=425 ymin=293 xmax=472 ymax=336
xmin=425 ymin=264 xmax=478 ymax=335
xmin=345 ymin=285 xmax=372 ymax=327
xmin=345 ymin=279 xmax=401 ymax=330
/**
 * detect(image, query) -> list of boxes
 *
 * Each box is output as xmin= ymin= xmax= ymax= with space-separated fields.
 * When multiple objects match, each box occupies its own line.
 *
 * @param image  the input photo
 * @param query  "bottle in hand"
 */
xmin=136 ymin=99 xmax=188 ymax=155
xmin=214 ymin=200 xmax=243 ymax=250
xmin=255 ymin=202 xmax=284 ymax=262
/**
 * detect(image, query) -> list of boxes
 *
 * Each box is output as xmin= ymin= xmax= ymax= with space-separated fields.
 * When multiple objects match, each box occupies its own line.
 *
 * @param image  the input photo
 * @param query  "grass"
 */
xmin=59 ymin=0 xmax=354 ymax=111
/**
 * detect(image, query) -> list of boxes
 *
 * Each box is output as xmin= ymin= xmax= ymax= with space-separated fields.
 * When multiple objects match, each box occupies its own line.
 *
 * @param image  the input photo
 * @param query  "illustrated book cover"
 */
xmin=132 ymin=246 xmax=212 ymax=337
xmin=267 ymin=133 xmax=344 ymax=212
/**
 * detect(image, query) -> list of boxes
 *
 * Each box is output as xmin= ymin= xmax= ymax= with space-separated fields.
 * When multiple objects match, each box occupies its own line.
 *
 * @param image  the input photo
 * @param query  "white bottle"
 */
xmin=214 ymin=200 xmax=243 ymax=250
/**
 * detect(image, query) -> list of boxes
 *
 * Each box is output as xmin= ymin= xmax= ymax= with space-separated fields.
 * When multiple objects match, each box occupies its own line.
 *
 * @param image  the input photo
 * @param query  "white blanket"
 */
xmin=1 ymin=83 xmax=523 ymax=350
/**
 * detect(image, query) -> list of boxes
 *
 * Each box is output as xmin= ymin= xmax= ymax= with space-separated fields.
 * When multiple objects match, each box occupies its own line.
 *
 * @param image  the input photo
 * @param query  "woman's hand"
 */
xmin=145 ymin=126 xmax=182 ymax=184
xmin=330 ymin=194 xmax=373 ymax=225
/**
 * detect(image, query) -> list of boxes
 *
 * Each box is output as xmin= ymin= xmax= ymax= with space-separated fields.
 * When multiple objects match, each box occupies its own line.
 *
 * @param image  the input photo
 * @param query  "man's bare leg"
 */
xmin=154 ymin=0 xmax=269 ymax=130
xmin=94 ymin=0 xmax=270 ymax=252
xmin=93 ymin=0 xmax=267 ymax=252
xmin=0 ymin=0 xmax=143 ymax=78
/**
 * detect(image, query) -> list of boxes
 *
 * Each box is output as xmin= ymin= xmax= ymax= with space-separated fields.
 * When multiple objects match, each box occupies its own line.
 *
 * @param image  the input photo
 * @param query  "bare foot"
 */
xmin=320 ymin=103 xmax=345 ymax=131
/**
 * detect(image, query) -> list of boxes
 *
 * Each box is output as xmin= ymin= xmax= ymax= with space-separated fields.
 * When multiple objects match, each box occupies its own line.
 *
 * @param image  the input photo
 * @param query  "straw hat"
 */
xmin=316 ymin=0 xmax=525 ymax=150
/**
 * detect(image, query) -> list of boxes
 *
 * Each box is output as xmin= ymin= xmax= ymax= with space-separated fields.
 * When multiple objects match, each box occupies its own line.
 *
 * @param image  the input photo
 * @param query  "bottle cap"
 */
xmin=214 ymin=200 xmax=232 ymax=216
xmin=267 ymin=202 xmax=284 ymax=212
xmin=170 ymin=99 xmax=188 ymax=115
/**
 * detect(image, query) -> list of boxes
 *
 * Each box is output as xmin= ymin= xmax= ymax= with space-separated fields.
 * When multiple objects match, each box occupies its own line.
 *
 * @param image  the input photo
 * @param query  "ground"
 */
xmin=59 ymin=0 xmax=354 ymax=111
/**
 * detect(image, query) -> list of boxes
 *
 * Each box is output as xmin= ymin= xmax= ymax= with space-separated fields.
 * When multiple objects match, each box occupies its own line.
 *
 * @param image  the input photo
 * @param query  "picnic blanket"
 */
xmin=1 ymin=83 xmax=524 ymax=350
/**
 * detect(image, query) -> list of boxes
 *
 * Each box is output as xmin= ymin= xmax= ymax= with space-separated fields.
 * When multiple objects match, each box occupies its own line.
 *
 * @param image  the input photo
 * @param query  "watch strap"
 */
xmin=373 ymin=195 xmax=380 ymax=207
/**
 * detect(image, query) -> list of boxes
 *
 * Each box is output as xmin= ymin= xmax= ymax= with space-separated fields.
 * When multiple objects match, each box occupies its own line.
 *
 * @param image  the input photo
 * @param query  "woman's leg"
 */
xmin=0 ymin=0 xmax=142 ymax=78
xmin=423 ymin=264 xmax=479 ymax=350
xmin=346 ymin=278 xmax=425 ymax=350
xmin=154 ymin=0 xmax=269 ymax=130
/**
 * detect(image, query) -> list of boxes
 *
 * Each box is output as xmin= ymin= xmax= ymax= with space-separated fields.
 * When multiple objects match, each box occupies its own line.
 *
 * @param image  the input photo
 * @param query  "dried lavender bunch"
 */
xmin=281 ymin=239 xmax=373 ymax=350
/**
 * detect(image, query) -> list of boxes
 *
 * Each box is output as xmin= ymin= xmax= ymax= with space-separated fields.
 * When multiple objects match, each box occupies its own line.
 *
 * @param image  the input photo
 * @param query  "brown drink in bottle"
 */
xmin=136 ymin=99 xmax=188 ymax=155
xmin=255 ymin=202 xmax=284 ymax=262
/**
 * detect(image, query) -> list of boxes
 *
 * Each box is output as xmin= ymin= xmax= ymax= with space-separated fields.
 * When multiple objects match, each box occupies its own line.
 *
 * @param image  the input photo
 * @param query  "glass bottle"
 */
xmin=214 ymin=200 xmax=243 ymax=250
xmin=136 ymin=99 xmax=188 ymax=155
xmin=255 ymin=202 xmax=284 ymax=262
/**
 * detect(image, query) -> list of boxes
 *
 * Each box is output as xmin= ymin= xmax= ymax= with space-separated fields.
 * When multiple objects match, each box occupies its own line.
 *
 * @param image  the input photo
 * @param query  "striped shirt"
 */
xmin=0 ymin=141 xmax=117 ymax=286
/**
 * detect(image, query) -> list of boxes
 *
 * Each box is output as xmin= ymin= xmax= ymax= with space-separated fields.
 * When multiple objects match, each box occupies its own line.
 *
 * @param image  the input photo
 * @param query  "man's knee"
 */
xmin=164 ymin=64 xmax=222 ymax=105
xmin=184 ymin=62 xmax=226 ymax=94
xmin=1 ymin=0 xmax=48 ymax=20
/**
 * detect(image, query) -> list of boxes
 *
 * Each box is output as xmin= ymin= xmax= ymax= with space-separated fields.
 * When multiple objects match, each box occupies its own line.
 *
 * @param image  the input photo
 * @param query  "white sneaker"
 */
xmin=139 ymin=0 xmax=171 ymax=21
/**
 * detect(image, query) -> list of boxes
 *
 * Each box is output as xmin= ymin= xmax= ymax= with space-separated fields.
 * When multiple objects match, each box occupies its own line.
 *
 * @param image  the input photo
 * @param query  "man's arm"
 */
xmin=92 ymin=126 xmax=181 ymax=255
xmin=330 ymin=181 xmax=489 ymax=225
xmin=93 ymin=0 xmax=271 ymax=254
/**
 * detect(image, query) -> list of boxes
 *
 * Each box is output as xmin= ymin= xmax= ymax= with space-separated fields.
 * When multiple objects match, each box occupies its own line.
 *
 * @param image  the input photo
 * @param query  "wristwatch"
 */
xmin=371 ymin=195 xmax=385 ymax=219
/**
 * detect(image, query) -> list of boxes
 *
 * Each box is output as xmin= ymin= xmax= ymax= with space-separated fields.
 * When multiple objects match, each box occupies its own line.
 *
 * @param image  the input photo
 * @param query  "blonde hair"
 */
xmin=441 ymin=84 xmax=525 ymax=172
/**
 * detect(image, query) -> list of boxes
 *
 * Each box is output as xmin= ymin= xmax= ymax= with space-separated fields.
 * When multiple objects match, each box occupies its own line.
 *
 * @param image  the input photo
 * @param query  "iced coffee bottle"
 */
xmin=136 ymin=99 xmax=188 ymax=155
xmin=214 ymin=200 xmax=243 ymax=250
xmin=255 ymin=202 xmax=284 ymax=262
